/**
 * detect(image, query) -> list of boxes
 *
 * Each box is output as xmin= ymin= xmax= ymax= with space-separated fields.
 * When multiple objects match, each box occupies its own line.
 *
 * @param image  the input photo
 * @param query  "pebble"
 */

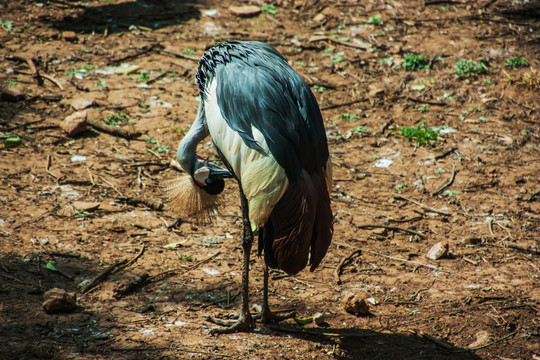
xmin=426 ymin=241 xmax=449 ymax=260
xmin=61 ymin=111 xmax=87 ymax=137
xmin=229 ymin=5 xmax=261 ymax=17
xmin=42 ymin=288 xmax=77 ymax=314
xmin=343 ymin=293 xmax=370 ymax=315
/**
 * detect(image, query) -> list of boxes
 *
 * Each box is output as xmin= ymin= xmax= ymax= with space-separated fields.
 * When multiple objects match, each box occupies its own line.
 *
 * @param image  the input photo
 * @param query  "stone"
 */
xmin=426 ymin=241 xmax=449 ymax=260
xmin=61 ymin=111 xmax=87 ymax=137
xmin=62 ymin=31 xmax=78 ymax=41
xmin=343 ymin=293 xmax=370 ymax=315
xmin=71 ymin=97 xmax=96 ymax=110
xmin=230 ymin=5 xmax=261 ymax=17
xmin=42 ymin=288 xmax=77 ymax=314
xmin=73 ymin=201 xmax=100 ymax=212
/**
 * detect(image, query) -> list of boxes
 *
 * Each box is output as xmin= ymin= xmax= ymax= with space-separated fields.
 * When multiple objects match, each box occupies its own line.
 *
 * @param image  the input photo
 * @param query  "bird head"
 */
xmin=192 ymin=158 xmax=232 ymax=195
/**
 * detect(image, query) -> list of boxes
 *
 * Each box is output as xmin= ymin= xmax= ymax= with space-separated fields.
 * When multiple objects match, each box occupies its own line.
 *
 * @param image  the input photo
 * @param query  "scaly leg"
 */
xmin=207 ymin=186 xmax=255 ymax=333
xmin=260 ymin=262 xmax=296 ymax=324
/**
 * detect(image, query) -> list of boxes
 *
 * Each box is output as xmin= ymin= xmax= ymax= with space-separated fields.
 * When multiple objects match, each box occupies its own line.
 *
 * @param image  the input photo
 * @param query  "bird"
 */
xmin=172 ymin=41 xmax=333 ymax=333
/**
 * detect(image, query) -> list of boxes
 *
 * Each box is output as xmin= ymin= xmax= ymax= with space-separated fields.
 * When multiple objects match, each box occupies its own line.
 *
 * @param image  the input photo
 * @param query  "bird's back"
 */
xmin=198 ymin=41 xmax=333 ymax=275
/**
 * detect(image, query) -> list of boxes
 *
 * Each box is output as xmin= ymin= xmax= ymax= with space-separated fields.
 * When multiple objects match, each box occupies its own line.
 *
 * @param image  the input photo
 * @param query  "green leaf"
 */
xmin=4 ymin=137 xmax=22 ymax=147
xmin=294 ymin=317 xmax=313 ymax=325
xmin=46 ymin=262 xmax=58 ymax=272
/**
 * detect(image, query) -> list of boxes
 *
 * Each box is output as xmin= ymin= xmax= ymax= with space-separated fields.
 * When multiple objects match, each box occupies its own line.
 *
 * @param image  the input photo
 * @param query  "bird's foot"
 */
xmin=253 ymin=305 xmax=296 ymax=324
xmin=205 ymin=312 xmax=256 ymax=334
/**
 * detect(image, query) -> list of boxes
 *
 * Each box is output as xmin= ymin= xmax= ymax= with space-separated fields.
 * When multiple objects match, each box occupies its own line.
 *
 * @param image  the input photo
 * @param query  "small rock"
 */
xmin=468 ymin=330 xmax=491 ymax=348
xmin=426 ymin=241 xmax=449 ymax=260
xmin=41 ymin=30 xmax=59 ymax=40
xmin=230 ymin=5 xmax=261 ymax=17
xmin=343 ymin=293 xmax=370 ymax=315
xmin=73 ymin=201 xmax=100 ymax=212
xmin=313 ymin=312 xmax=326 ymax=326
xmin=313 ymin=13 xmax=326 ymax=23
xmin=62 ymin=31 xmax=78 ymax=42
xmin=71 ymin=97 xmax=95 ymax=110
xmin=61 ymin=111 xmax=87 ymax=137
xmin=42 ymin=288 xmax=77 ymax=314
xmin=0 ymin=87 xmax=25 ymax=102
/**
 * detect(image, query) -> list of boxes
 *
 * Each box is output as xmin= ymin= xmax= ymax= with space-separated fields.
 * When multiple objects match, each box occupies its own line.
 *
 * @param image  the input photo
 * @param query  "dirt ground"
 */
xmin=1 ymin=0 xmax=539 ymax=359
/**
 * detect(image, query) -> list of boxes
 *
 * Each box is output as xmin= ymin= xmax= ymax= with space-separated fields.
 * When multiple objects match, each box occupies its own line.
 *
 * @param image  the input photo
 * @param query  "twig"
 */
xmin=0 ymin=272 xmax=33 ymax=285
xmin=527 ymin=188 xmax=540 ymax=202
xmin=393 ymin=194 xmax=452 ymax=216
xmin=80 ymin=259 xmax=128 ymax=294
xmin=357 ymin=224 xmax=426 ymax=238
xmin=434 ymin=148 xmax=456 ymax=161
xmin=115 ymin=196 xmax=163 ymax=211
xmin=113 ymin=273 xmax=150 ymax=299
xmin=420 ymin=331 xmax=455 ymax=350
xmin=14 ymin=205 xmax=61 ymax=230
xmin=86 ymin=117 xmax=141 ymax=139
xmin=336 ymin=242 xmax=442 ymax=271
xmin=118 ymin=243 xmax=146 ymax=271
xmin=108 ymin=44 xmax=158 ymax=64
xmin=6 ymin=55 xmax=43 ymax=85
xmin=99 ymin=176 xmax=123 ymax=196
xmin=145 ymin=72 xmax=168 ymax=85
xmin=431 ymin=163 xmax=456 ymax=196
xmin=405 ymin=96 xmax=447 ymax=106
xmin=40 ymin=73 xmax=64 ymax=91
xmin=148 ymin=252 xmax=221 ymax=282
xmin=462 ymin=328 xmax=520 ymax=352
xmin=424 ymin=0 xmax=465 ymax=5
xmin=156 ymin=48 xmax=199 ymax=62
xmin=0 ymin=118 xmax=45 ymax=132
xmin=335 ymin=249 xmax=362 ymax=284
xmin=488 ymin=218 xmax=495 ymax=237
xmin=322 ymin=98 xmax=367 ymax=111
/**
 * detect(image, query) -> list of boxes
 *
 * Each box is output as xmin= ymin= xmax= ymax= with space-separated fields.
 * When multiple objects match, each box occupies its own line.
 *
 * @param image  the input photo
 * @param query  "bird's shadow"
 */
xmin=49 ymin=0 xmax=200 ymax=34
xmin=261 ymin=324 xmax=483 ymax=360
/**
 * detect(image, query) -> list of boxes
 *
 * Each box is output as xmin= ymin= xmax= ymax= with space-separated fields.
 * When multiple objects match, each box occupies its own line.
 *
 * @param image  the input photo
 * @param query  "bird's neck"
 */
xmin=177 ymin=102 xmax=208 ymax=174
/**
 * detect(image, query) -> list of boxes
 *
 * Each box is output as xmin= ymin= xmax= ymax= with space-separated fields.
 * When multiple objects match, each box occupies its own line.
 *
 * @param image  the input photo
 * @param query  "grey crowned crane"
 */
xmin=174 ymin=41 xmax=333 ymax=333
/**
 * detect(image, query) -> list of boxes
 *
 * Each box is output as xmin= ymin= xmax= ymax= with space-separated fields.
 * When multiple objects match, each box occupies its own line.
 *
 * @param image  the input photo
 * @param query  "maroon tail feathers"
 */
xmin=269 ymin=170 xmax=333 ymax=275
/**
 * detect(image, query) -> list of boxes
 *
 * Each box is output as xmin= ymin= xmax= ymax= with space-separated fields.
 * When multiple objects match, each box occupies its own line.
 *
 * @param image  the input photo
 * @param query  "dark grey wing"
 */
xmin=214 ymin=48 xmax=329 ymax=182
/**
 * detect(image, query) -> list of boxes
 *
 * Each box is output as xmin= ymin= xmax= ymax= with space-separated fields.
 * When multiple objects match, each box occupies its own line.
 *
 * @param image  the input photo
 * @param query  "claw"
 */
xmin=207 ymin=312 xmax=255 ymax=334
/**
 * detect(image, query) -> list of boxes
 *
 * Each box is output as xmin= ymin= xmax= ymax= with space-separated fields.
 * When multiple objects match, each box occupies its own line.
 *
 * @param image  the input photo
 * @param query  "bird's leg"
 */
xmin=259 ymin=262 xmax=297 ymax=324
xmin=207 ymin=187 xmax=255 ymax=333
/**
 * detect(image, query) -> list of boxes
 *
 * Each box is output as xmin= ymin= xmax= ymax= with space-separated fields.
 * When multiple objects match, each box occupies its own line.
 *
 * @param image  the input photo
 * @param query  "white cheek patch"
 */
xmin=194 ymin=167 xmax=209 ymax=186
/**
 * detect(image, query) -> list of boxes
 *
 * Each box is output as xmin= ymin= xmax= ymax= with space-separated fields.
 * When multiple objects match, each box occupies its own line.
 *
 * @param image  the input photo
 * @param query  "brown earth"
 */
xmin=1 ymin=1 xmax=539 ymax=359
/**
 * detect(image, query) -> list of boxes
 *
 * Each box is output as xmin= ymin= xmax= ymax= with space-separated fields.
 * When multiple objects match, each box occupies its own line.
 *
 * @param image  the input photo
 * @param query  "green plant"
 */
xmin=103 ymin=113 xmax=127 ymax=126
xmin=261 ymin=4 xmax=277 ymax=14
xmin=454 ymin=59 xmax=489 ymax=79
xmin=403 ymin=53 xmax=430 ymax=71
xmin=96 ymin=81 xmax=107 ymax=88
xmin=331 ymin=53 xmax=345 ymax=64
xmin=434 ymin=167 xmax=445 ymax=174
xmin=1 ymin=20 xmax=13 ymax=33
xmin=395 ymin=183 xmax=407 ymax=190
xmin=182 ymin=48 xmax=196 ymax=56
xmin=398 ymin=122 xmax=440 ymax=146
xmin=339 ymin=113 xmax=360 ymax=121
xmin=313 ymin=85 xmax=326 ymax=92
xmin=368 ymin=14 xmax=383 ymax=26
xmin=504 ymin=56 xmax=529 ymax=69
xmin=4 ymin=79 xmax=18 ymax=86
xmin=417 ymin=104 xmax=429 ymax=113
xmin=351 ymin=125 xmax=370 ymax=134
xmin=137 ymin=71 xmax=150 ymax=82
xmin=442 ymin=190 xmax=460 ymax=197
xmin=144 ymin=136 xmax=157 ymax=144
